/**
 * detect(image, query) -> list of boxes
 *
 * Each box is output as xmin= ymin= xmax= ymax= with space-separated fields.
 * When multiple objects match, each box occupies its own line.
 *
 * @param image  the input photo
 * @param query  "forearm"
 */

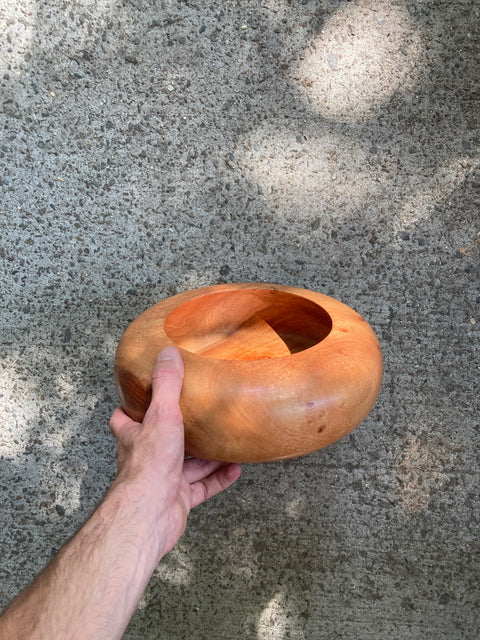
xmin=0 ymin=348 xmax=241 ymax=639
xmin=0 ymin=480 xmax=164 ymax=640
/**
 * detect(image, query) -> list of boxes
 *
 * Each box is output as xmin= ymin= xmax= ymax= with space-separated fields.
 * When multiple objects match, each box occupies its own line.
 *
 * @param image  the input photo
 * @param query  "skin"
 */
xmin=0 ymin=346 xmax=241 ymax=640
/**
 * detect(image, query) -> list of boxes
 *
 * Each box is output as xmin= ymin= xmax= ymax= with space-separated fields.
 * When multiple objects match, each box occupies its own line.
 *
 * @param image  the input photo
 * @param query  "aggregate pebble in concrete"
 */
xmin=1 ymin=1 xmax=479 ymax=638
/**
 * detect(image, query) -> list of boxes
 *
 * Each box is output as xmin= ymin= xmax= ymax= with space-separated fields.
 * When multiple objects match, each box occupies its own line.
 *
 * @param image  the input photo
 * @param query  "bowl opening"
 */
xmin=164 ymin=288 xmax=332 ymax=361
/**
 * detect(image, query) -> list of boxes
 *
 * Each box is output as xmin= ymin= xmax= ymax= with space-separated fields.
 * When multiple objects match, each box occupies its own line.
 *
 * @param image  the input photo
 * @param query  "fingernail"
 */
xmin=158 ymin=346 xmax=178 ymax=361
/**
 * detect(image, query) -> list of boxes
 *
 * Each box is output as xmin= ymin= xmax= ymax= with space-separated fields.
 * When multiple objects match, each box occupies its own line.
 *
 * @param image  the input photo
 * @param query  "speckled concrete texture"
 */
xmin=1 ymin=0 xmax=479 ymax=638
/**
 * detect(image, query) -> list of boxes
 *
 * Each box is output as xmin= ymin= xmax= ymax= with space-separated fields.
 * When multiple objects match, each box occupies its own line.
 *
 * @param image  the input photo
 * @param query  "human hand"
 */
xmin=0 ymin=347 xmax=240 ymax=639
xmin=109 ymin=346 xmax=241 ymax=559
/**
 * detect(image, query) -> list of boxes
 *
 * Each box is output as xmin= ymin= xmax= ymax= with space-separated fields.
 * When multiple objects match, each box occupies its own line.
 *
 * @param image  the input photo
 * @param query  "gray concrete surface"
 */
xmin=1 ymin=0 xmax=479 ymax=637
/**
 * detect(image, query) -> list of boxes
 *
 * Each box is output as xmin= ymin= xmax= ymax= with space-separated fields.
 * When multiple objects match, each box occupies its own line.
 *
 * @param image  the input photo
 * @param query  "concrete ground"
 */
xmin=1 ymin=0 xmax=479 ymax=637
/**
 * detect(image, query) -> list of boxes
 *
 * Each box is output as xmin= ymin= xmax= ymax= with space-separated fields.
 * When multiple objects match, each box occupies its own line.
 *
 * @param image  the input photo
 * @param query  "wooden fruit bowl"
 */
xmin=114 ymin=283 xmax=383 ymax=463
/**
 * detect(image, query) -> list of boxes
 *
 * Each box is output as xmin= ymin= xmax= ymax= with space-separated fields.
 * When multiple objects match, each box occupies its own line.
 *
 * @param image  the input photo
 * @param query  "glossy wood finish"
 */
xmin=114 ymin=283 xmax=383 ymax=463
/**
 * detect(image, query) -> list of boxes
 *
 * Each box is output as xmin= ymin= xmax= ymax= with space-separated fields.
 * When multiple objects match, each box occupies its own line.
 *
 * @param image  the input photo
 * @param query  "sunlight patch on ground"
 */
xmin=285 ymin=496 xmax=304 ymax=519
xmin=0 ymin=349 xmax=101 ymax=467
xmin=154 ymin=546 xmax=194 ymax=587
xmin=257 ymin=591 xmax=288 ymax=639
xmin=0 ymin=357 xmax=40 ymax=458
xmin=295 ymin=0 xmax=423 ymax=123
xmin=0 ymin=0 xmax=36 ymax=72
xmin=236 ymin=124 xmax=383 ymax=217
xmin=0 ymin=0 xmax=117 ymax=75
xmin=395 ymin=158 xmax=479 ymax=231
xmin=395 ymin=432 xmax=452 ymax=513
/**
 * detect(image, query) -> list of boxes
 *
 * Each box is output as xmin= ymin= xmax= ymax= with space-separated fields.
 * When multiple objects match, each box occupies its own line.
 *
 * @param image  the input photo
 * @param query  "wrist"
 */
xmin=107 ymin=475 xmax=170 ymax=563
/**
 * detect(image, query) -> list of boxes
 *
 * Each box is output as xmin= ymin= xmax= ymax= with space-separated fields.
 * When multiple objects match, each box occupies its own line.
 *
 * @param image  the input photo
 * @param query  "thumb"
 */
xmin=145 ymin=346 xmax=185 ymax=425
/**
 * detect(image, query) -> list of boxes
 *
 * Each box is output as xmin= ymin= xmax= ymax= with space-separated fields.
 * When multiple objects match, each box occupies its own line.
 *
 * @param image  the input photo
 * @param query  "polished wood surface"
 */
xmin=114 ymin=283 xmax=383 ymax=462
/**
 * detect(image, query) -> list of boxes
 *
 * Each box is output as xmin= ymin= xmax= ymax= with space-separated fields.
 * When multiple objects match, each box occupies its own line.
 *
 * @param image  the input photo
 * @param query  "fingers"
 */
xmin=189 ymin=463 xmax=242 ymax=509
xmin=109 ymin=407 xmax=138 ymax=438
xmin=145 ymin=347 xmax=185 ymax=427
xmin=183 ymin=458 xmax=224 ymax=484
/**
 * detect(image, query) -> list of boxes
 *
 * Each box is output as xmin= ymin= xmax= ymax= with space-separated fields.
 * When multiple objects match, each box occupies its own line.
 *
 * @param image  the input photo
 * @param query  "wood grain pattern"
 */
xmin=114 ymin=283 xmax=383 ymax=462
xmin=183 ymin=316 xmax=292 ymax=360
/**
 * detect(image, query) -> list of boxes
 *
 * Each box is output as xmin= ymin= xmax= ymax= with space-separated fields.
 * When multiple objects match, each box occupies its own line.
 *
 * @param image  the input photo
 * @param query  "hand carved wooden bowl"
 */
xmin=114 ymin=283 xmax=383 ymax=463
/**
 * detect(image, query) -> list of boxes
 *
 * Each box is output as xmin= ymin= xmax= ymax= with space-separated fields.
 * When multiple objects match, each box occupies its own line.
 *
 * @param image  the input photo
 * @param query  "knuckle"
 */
xmin=146 ymin=403 xmax=184 ymax=428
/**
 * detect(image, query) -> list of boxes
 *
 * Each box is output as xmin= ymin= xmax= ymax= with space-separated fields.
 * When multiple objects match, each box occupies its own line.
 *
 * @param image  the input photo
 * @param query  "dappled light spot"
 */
xmin=0 ymin=357 xmax=40 ymax=458
xmin=395 ymin=157 xmax=479 ymax=230
xmin=257 ymin=591 xmax=288 ymax=639
xmin=395 ymin=432 xmax=453 ymax=513
xmin=153 ymin=547 xmax=194 ymax=587
xmin=236 ymin=125 xmax=381 ymax=217
xmin=285 ymin=496 xmax=304 ymax=519
xmin=0 ymin=0 xmax=36 ymax=72
xmin=0 ymin=349 xmax=101 ymax=465
xmin=295 ymin=0 xmax=423 ymax=122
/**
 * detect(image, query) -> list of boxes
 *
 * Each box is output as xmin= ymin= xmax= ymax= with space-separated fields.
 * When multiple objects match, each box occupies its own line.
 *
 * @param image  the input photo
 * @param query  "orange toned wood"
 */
xmin=114 ymin=283 xmax=383 ymax=463
xmin=186 ymin=316 xmax=292 ymax=360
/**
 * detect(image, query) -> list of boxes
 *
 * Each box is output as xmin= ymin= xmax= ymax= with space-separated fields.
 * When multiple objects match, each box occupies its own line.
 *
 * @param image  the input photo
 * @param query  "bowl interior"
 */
xmin=164 ymin=288 xmax=332 ymax=361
